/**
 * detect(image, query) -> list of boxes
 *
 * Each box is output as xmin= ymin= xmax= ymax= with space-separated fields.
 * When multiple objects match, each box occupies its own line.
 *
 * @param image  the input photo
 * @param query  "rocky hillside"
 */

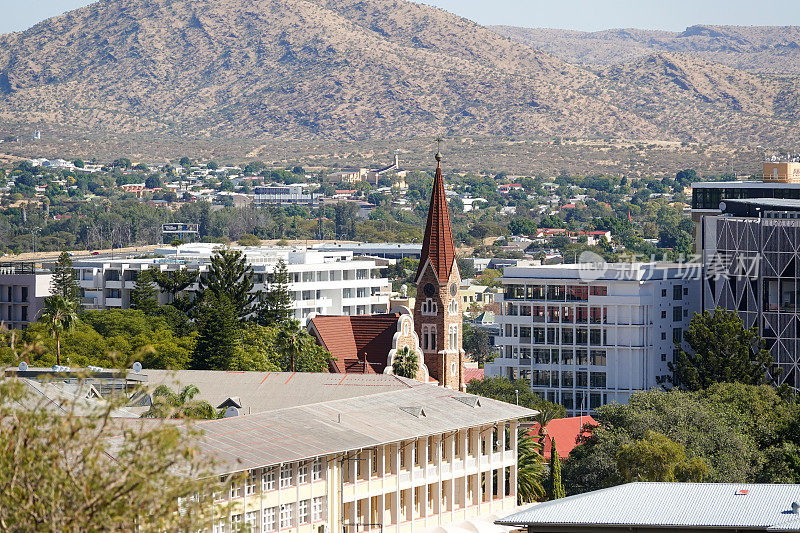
xmin=0 ymin=1 xmax=797 ymax=144
xmin=492 ymin=24 xmax=800 ymax=75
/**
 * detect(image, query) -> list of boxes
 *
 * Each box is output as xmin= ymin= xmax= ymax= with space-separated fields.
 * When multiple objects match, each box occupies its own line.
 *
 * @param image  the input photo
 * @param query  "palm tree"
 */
xmin=277 ymin=324 xmax=303 ymax=372
xmin=517 ymin=428 xmax=546 ymax=503
xmin=392 ymin=346 xmax=419 ymax=379
xmin=533 ymin=403 xmax=562 ymax=449
xmin=38 ymin=295 xmax=79 ymax=366
xmin=141 ymin=385 xmax=217 ymax=419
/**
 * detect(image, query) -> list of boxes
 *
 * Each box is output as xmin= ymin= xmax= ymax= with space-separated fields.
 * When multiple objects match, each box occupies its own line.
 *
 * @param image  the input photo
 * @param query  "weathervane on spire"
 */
xmin=435 ymin=137 xmax=443 ymax=163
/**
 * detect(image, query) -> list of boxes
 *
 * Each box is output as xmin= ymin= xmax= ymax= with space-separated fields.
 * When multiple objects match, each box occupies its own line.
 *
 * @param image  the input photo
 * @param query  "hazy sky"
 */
xmin=3 ymin=0 xmax=799 ymax=34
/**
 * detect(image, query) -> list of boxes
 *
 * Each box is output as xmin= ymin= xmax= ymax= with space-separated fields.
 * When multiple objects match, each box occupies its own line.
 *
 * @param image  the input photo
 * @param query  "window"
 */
xmin=673 ymin=328 xmax=683 ymax=343
xmin=298 ymin=500 xmax=310 ymax=524
xmin=661 ymin=289 xmax=667 ymax=297
xmin=590 ymin=372 xmax=606 ymax=388
xmin=232 ymin=514 xmax=243 ymax=526
xmin=449 ymin=324 xmax=458 ymax=350
xmin=590 ymin=350 xmax=606 ymax=366
xmin=245 ymin=511 xmax=258 ymax=529
xmin=279 ymin=463 xmax=293 ymax=488
xmin=372 ymin=448 xmax=379 ymax=475
xmin=661 ymin=332 xmax=667 ymax=340
xmin=212 ymin=520 xmax=226 ymax=533
xmin=230 ymin=481 xmax=242 ymax=499
xmin=661 ymin=310 xmax=667 ymax=319
xmin=449 ymin=298 xmax=458 ymax=315
xmin=245 ymin=469 xmax=257 ymax=496
xmin=673 ymin=307 xmax=682 ymax=322
xmin=400 ymin=443 xmax=406 ymax=467
xmin=279 ymin=504 xmax=294 ymax=529
xmin=661 ymin=353 xmax=667 ymax=362
xmin=673 ymin=285 xmax=683 ymax=301
xmin=312 ymin=497 xmax=325 ymax=522
xmin=590 ymin=285 xmax=607 ymax=296
xmin=311 ymin=458 xmax=323 ymax=481
xmin=422 ymin=299 xmax=438 ymax=315
xmin=298 ymin=463 xmax=308 ymax=484
xmin=262 ymin=468 xmax=276 ymax=491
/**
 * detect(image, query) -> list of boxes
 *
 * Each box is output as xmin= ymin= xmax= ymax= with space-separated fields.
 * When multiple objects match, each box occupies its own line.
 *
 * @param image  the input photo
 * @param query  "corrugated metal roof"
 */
xmin=496 ymin=482 xmax=800 ymax=530
xmin=136 ymin=383 xmax=536 ymax=475
xmin=138 ymin=370 xmax=416 ymax=414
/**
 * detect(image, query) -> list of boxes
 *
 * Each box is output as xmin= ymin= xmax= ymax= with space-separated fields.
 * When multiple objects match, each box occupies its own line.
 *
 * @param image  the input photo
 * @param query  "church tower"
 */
xmin=414 ymin=149 xmax=465 ymax=390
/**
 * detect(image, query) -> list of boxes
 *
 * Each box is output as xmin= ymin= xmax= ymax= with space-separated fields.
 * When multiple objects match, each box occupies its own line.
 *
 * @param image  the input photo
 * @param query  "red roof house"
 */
xmin=308 ymin=312 xmax=429 ymax=381
xmin=529 ymin=415 xmax=597 ymax=460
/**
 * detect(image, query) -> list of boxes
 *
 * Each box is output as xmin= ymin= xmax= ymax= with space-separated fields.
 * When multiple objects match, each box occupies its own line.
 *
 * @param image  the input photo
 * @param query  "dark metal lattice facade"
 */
xmin=706 ymin=215 xmax=800 ymax=388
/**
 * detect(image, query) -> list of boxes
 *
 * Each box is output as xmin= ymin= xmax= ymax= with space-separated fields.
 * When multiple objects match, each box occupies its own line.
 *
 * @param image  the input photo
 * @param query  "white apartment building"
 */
xmin=73 ymin=244 xmax=390 ymax=321
xmin=486 ymin=262 xmax=701 ymax=415
xmin=0 ymin=263 xmax=53 ymax=329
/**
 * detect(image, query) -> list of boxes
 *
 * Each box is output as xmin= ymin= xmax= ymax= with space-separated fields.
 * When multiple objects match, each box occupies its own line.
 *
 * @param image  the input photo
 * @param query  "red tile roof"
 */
xmin=310 ymin=314 xmax=402 ymax=374
xmin=417 ymin=157 xmax=456 ymax=282
xmin=529 ymin=415 xmax=597 ymax=460
xmin=464 ymin=368 xmax=484 ymax=383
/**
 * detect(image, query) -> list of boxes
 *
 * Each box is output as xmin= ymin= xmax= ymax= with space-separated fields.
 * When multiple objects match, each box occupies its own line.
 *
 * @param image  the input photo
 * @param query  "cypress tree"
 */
xmin=130 ymin=268 xmax=160 ymax=316
xmin=50 ymin=251 xmax=80 ymax=306
xmin=191 ymin=293 xmax=240 ymax=370
xmin=198 ymin=248 xmax=257 ymax=320
xmin=257 ymin=260 xmax=294 ymax=328
xmin=548 ymin=438 xmax=565 ymax=500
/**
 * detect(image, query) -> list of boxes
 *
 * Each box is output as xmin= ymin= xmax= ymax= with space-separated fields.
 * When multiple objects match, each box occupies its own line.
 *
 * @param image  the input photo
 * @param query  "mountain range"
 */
xmin=0 ymin=0 xmax=797 ymax=145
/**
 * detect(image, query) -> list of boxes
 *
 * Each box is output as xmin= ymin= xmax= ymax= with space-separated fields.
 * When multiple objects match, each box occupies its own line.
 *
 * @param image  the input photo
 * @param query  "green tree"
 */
xmin=130 ymin=268 xmax=159 ymax=315
xmin=153 ymin=268 xmax=199 ymax=308
xmin=548 ymin=438 xmax=566 ymax=499
xmin=38 ymin=295 xmax=79 ymax=365
xmin=276 ymin=325 xmax=331 ymax=372
xmin=670 ymin=308 xmax=775 ymax=391
xmin=0 ymin=379 xmax=219 ymax=531
xmin=392 ymin=346 xmax=419 ymax=378
xmin=191 ymin=293 xmax=241 ymax=370
xmin=145 ymin=174 xmax=163 ymax=189
xmin=238 ymin=233 xmax=261 ymax=246
xmin=463 ymin=323 xmax=494 ymax=367
xmin=50 ymin=251 xmax=80 ymax=305
xmin=198 ymin=248 xmax=257 ymax=320
xmin=257 ymin=260 xmax=293 ymax=327
xmin=517 ymin=428 xmax=546 ymax=503
xmin=467 ymin=377 xmax=566 ymax=416
xmin=616 ymin=430 xmax=709 ymax=482
xmin=141 ymin=384 xmax=218 ymax=419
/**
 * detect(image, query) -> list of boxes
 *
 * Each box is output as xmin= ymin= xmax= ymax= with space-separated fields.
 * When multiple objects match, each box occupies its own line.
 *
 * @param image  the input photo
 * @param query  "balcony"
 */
xmin=105 ymin=298 xmax=123 ymax=307
xmin=104 ymin=280 xmax=122 ymax=289
xmin=124 ymin=280 xmax=137 ymax=290
xmin=80 ymin=279 xmax=99 ymax=289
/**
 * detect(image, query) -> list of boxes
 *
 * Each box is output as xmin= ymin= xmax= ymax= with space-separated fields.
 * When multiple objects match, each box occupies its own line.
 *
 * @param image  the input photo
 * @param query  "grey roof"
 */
xmin=693 ymin=181 xmax=800 ymax=189
xmin=132 ymin=382 xmax=536 ymax=475
xmin=138 ymin=370 xmax=417 ymax=414
xmin=12 ymin=378 xmax=139 ymax=418
xmin=497 ymin=482 xmax=800 ymax=531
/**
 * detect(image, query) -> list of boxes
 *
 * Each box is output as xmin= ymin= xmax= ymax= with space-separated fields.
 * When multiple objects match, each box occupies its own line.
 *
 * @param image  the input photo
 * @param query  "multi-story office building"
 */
xmin=8 ymin=368 xmax=532 ymax=533
xmin=694 ymin=159 xmax=800 ymax=388
xmin=313 ymin=243 xmax=422 ymax=260
xmin=486 ymin=262 xmax=700 ymax=415
xmin=73 ymin=244 xmax=390 ymax=321
xmin=699 ymin=197 xmax=800 ymax=388
xmin=0 ymin=263 xmax=53 ymax=329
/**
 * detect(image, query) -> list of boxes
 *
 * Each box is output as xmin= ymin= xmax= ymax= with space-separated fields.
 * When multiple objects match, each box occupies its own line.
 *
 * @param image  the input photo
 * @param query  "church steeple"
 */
xmin=413 ymin=143 xmax=464 ymax=391
xmin=416 ymin=146 xmax=456 ymax=283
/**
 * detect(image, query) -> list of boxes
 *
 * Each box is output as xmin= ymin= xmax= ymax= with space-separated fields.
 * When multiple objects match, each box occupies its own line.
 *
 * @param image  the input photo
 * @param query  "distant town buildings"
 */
xmin=487 ymin=262 xmax=700 ymax=415
xmin=326 ymin=154 xmax=408 ymax=187
xmin=253 ymin=184 xmax=318 ymax=207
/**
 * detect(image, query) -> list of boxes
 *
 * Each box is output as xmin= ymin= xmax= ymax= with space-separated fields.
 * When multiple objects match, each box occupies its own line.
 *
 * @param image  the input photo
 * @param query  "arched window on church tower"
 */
xmin=448 ymin=299 xmax=458 ymax=315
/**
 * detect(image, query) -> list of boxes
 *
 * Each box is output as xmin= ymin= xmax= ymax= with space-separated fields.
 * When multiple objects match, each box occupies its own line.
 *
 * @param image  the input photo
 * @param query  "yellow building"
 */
xmin=763 ymin=161 xmax=800 ymax=183
xmin=140 ymin=371 xmax=533 ymax=533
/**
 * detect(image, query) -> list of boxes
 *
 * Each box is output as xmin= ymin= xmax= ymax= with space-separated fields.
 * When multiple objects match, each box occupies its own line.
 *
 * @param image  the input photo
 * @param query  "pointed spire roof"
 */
xmin=416 ymin=151 xmax=456 ymax=282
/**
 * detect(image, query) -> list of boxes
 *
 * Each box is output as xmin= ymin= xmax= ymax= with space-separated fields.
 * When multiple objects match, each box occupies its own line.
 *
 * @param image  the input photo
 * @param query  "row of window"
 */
xmin=505 ymin=284 xmax=608 ymax=301
xmin=505 ymin=347 xmax=607 ymax=366
xmin=225 ymin=459 xmax=324 ymax=499
xmin=504 ymin=325 xmax=609 ymax=346
xmin=505 ymin=304 xmax=608 ymax=323
xmin=521 ymin=369 xmax=607 ymax=388
xmin=213 ymin=497 xmax=326 ymax=533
